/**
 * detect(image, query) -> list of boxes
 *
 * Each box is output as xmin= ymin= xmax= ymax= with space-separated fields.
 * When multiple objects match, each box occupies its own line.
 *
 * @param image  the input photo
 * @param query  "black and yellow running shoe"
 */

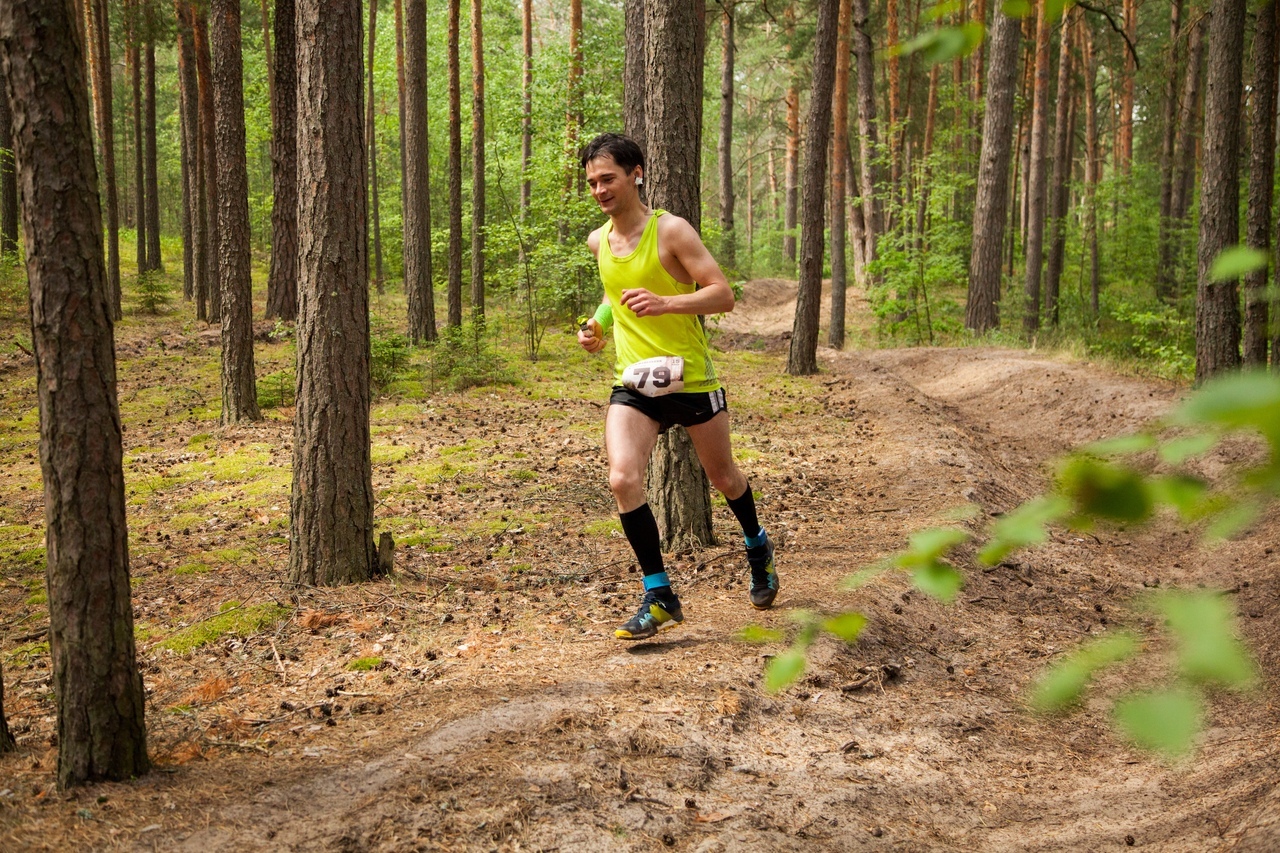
xmin=614 ymin=592 xmax=684 ymax=640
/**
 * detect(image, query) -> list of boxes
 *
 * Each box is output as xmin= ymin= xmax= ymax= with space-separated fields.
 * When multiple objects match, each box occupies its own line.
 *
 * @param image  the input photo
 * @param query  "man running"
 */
xmin=576 ymin=132 xmax=778 ymax=641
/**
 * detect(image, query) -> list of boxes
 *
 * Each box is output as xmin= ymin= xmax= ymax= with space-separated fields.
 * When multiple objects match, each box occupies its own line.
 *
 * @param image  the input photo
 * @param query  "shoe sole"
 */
xmin=614 ymin=616 xmax=683 ymax=640
xmin=750 ymin=590 xmax=778 ymax=610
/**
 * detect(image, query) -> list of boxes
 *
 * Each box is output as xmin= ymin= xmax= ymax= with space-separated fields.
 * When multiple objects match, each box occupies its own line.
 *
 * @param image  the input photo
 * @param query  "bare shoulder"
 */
xmin=655 ymin=211 xmax=699 ymax=244
xmin=586 ymin=226 xmax=603 ymax=258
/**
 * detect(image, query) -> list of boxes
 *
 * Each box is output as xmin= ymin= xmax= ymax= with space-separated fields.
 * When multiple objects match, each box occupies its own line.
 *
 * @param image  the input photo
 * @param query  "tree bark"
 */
xmin=175 ymin=1 xmax=199 ymax=302
xmin=1244 ymin=0 xmax=1277 ymax=366
xmin=1118 ymin=0 xmax=1137 ymax=174
xmin=404 ymin=0 xmax=436 ymax=342
xmin=1195 ymin=0 xmax=1246 ymax=382
xmin=563 ymin=0 xmax=583 ymax=238
xmin=470 ymin=0 xmax=485 ymax=320
xmin=394 ymin=0 xmax=406 ymax=216
xmin=259 ymin=0 xmax=276 ymax=131
xmin=783 ymin=80 xmax=799 ymax=266
xmin=0 ymin=60 xmax=15 ymax=257
xmin=643 ymin=0 xmax=712 ymax=551
xmin=210 ymin=0 xmax=260 ymax=424
xmin=1022 ymin=0 xmax=1051 ymax=335
xmin=521 ymin=0 xmax=532 ymax=222
xmin=965 ymin=4 xmax=1021 ymax=333
xmin=623 ymin=0 xmax=646 ymax=148
xmin=828 ymin=0 xmax=852 ymax=348
xmin=1043 ymin=9 xmax=1074 ymax=328
xmin=1155 ymin=0 xmax=1182 ymax=301
xmin=129 ymin=6 xmax=145 ymax=271
xmin=1081 ymin=14 xmax=1101 ymax=315
xmin=87 ymin=0 xmax=121 ymax=319
xmin=0 ymin=0 xmax=150 ymax=786
xmin=143 ymin=20 xmax=160 ymax=272
xmin=265 ymin=0 xmax=297 ymax=321
xmin=0 ymin=662 xmax=15 ymax=752
xmin=367 ymin=0 xmax=384 ymax=292
xmin=291 ymin=0 xmax=377 ymax=586
xmin=851 ymin=0 xmax=880 ymax=274
xmin=194 ymin=8 xmax=220 ymax=323
xmin=1165 ymin=16 xmax=1206 ymax=299
xmin=718 ymin=2 xmax=736 ymax=271
xmin=788 ymin=0 xmax=839 ymax=376
xmin=446 ymin=0 xmax=463 ymax=328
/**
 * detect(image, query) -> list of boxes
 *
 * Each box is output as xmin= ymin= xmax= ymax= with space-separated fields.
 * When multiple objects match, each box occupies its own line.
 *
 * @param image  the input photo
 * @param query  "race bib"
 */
xmin=622 ymin=356 xmax=685 ymax=397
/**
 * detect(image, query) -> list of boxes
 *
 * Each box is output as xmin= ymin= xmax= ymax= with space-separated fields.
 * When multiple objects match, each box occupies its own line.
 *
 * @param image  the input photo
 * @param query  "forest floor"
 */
xmin=1 ymin=278 xmax=1279 ymax=851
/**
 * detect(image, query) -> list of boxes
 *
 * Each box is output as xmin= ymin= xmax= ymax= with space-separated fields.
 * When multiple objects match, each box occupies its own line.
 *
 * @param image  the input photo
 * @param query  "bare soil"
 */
xmin=1 ymin=279 xmax=1278 ymax=851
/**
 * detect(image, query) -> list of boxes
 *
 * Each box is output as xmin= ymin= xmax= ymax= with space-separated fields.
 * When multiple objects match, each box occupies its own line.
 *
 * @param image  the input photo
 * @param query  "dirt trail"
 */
xmin=3 ymin=280 xmax=1279 ymax=852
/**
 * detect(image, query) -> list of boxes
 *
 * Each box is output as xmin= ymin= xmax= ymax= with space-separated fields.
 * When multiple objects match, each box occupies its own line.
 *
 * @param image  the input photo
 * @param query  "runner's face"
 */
xmin=585 ymin=155 xmax=640 ymax=216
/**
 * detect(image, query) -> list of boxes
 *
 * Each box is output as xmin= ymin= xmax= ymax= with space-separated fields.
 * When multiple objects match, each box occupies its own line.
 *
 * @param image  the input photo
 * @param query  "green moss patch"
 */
xmin=158 ymin=602 xmax=288 ymax=654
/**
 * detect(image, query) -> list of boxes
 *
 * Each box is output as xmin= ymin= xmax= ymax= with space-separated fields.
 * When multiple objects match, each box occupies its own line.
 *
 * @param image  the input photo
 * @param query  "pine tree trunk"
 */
xmin=88 ymin=0 xmax=121 ymax=319
xmin=260 ymin=0 xmax=276 ymax=130
xmin=1155 ymin=0 xmax=1183 ymax=301
xmin=367 ymin=0 xmax=384 ymax=292
xmin=0 ymin=61 xmax=16 ymax=257
xmin=1195 ymin=0 xmax=1247 ymax=382
xmin=828 ymin=0 xmax=852 ymax=348
xmin=266 ymin=0 xmax=298 ymax=321
xmin=130 ymin=8 xmax=146 ymax=272
xmin=143 ymin=29 xmax=160 ymax=271
xmin=1043 ymin=9 xmax=1074 ymax=327
xmin=783 ymin=80 xmax=799 ymax=266
xmin=394 ymin=0 xmax=407 ymax=211
xmin=0 ymin=662 xmax=15 ymax=753
xmin=404 ymin=0 xmax=436 ymax=342
xmin=446 ymin=0 xmax=463 ymax=328
xmin=643 ymin=0 xmax=713 ymax=552
xmin=291 ymin=0 xmax=377 ymax=586
xmin=623 ymin=0 xmax=646 ymax=147
xmin=887 ymin=0 xmax=901 ymax=193
xmin=718 ymin=2 xmax=736 ymax=272
xmin=1243 ymin=0 xmax=1276 ymax=366
xmin=1082 ymin=16 xmax=1100 ymax=314
xmin=915 ymin=59 xmax=940 ymax=257
xmin=521 ymin=0 xmax=532 ymax=221
xmin=470 ymin=0 xmax=485 ymax=320
xmin=788 ymin=0 xmax=839 ymax=376
xmin=1119 ymin=0 xmax=1137 ymax=175
xmin=194 ymin=9 xmax=221 ymax=323
xmin=1171 ymin=20 xmax=1205 ymax=226
xmin=176 ymin=1 xmax=199 ymax=302
xmin=211 ymin=0 xmax=260 ymax=424
xmin=563 ymin=0 xmax=583 ymax=237
xmin=0 ymin=0 xmax=150 ymax=785
xmin=1022 ymin=0 xmax=1051 ymax=335
xmin=1167 ymin=17 xmax=1206 ymax=298
xmin=965 ymin=5 xmax=1021 ymax=333
xmin=852 ymin=0 xmax=880 ymax=273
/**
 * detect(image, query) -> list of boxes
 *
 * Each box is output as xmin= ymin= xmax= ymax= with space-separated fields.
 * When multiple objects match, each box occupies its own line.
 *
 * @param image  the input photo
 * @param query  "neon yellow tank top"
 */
xmin=597 ymin=210 xmax=720 ymax=393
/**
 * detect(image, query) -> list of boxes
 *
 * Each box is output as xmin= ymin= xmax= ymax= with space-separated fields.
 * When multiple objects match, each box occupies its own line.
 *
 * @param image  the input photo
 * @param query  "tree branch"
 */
xmin=1074 ymin=1 xmax=1140 ymax=71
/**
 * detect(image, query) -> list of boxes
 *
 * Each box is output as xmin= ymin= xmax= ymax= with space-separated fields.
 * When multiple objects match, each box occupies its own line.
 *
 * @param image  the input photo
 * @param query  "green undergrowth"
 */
xmin=157 ymin=602 xmax=289 ymax=655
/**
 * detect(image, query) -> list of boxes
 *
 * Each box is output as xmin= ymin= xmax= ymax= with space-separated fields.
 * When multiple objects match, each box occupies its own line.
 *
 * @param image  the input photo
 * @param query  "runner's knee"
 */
xmin=609 ymin=466 xmax=645 ymax=502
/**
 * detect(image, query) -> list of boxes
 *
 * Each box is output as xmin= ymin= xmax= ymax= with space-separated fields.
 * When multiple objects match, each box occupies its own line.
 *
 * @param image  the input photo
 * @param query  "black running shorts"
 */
xmin=608 ymin=386 xmax=728 ymax=433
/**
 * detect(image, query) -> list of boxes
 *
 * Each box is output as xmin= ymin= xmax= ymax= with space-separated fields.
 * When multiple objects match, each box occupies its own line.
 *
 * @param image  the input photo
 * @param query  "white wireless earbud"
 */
xmin=635 ymin=176 xmax=643 ymax=186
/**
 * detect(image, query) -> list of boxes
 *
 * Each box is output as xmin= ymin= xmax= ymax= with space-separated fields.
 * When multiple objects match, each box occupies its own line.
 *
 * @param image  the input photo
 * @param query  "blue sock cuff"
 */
xmin=744 ymin=527 xmax=767 ymax=548
xmin=642 ymin=572 xmax=671 ymax=591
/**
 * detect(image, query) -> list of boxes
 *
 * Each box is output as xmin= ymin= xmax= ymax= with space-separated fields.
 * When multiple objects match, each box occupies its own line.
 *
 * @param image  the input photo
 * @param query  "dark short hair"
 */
xmin=579 ymin=132 xmax=646 ymax=173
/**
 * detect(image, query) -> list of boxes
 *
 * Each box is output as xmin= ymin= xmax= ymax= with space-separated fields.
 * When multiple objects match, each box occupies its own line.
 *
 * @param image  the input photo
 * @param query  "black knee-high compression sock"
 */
xmin=726 ymin=483 xmax=764 ymax=544
xmin=619 ymin=503 xmax=674 ymax=600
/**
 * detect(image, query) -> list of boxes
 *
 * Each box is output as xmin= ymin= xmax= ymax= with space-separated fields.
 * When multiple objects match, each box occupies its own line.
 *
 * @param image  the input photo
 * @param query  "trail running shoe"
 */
xmin=748 ymin=533 xmax=779 ymax=610
xmin=614 ymin=592 xmax=684 ymax=640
